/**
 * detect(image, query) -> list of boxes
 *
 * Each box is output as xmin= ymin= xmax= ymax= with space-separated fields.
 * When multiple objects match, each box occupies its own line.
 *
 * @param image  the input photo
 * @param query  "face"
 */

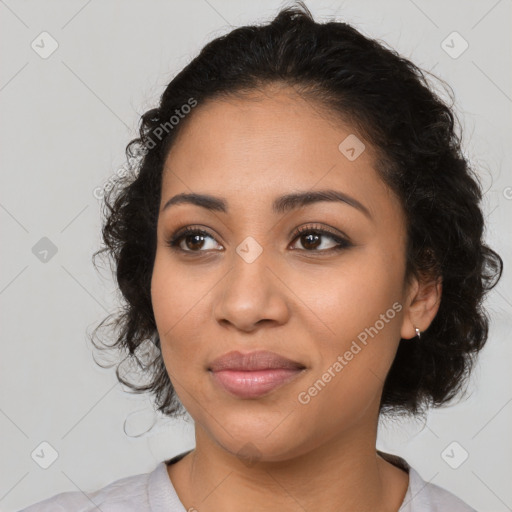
xmin=151 ymin=85 xmax=414 ymax=462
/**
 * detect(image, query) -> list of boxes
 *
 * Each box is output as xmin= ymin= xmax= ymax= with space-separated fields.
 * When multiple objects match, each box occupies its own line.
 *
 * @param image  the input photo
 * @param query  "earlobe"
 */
xmin=400 ymin=275 xmax=442 ymax=340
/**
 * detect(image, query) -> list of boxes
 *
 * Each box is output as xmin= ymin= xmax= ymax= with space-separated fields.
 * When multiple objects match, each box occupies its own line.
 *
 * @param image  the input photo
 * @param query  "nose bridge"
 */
xmin=213 ymin=235 xmax=289 ymax=330
xmin=226 ymin=236 xmax=274 ymax=305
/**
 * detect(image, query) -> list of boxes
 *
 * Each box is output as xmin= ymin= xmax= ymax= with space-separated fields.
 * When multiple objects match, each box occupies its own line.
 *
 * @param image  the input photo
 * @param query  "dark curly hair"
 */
xmin=91 ymin=1 xmax=503 ymax=418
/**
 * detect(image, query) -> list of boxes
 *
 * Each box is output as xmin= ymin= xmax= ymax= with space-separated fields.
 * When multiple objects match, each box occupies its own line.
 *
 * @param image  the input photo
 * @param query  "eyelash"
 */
xmin=165 ymin=224 xmax=352 ymax=255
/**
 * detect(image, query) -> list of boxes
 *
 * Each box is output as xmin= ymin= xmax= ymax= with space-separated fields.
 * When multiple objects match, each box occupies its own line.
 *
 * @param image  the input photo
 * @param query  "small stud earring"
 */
xmin=415 ymin=327 xmax=421 ymax=339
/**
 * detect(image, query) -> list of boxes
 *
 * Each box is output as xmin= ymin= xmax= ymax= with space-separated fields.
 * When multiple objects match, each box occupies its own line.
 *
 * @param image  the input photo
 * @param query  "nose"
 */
xmin=213 ymin=247 xmax=290 ymax=333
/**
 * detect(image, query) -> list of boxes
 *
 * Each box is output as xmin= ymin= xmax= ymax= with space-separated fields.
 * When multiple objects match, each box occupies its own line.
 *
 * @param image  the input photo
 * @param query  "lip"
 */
xmin=208 ymin=350 xmax=306 ymax=399
xmin=209 ymin=350 xmax=305 ymax=372
xmin=210 ymin=368 xmax=305 ymax=399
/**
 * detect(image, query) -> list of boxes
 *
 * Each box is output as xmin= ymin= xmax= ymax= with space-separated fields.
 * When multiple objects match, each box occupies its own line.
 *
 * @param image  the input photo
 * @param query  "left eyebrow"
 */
xmin=161 ymin=189 xmax=372 ymax=220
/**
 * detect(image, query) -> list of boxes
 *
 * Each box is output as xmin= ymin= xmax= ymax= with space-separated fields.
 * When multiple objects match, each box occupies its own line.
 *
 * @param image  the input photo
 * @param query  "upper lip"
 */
xmin=208 ymin=350 xmax=306 ymax=372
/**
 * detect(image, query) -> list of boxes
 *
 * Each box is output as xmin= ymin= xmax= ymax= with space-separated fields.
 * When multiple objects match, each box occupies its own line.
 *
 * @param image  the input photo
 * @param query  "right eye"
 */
xmin=165 ymin=226 xmax=223 ymax=254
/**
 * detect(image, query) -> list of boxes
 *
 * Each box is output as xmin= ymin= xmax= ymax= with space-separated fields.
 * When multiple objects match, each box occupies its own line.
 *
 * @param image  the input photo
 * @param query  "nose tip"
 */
xmin=213 ymin=253 xmax=290 ymax=332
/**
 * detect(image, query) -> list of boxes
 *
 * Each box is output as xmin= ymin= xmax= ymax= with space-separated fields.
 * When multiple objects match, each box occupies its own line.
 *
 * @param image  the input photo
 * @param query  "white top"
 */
xmin=20 ymin=450 xmax=477 ymax=511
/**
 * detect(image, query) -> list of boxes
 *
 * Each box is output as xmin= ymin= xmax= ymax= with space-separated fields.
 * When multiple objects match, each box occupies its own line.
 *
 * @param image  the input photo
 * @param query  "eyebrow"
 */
xmin=161 ymin=189 xmax=372 ymax=220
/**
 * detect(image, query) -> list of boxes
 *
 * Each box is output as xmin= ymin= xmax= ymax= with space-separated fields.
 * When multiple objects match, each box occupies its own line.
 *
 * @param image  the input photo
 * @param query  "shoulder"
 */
xmin=19 ymin=466 xmax=154 ymax=512
xmin=378 ymin=451 xmax=477 ymax=512
xmin=403 ymin=466 xmax=478 ymax=512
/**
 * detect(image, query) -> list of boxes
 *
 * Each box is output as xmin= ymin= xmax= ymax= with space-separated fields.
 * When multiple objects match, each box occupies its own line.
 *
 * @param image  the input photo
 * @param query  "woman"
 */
xmin=22 ymin=2 xmax=502 ymax=511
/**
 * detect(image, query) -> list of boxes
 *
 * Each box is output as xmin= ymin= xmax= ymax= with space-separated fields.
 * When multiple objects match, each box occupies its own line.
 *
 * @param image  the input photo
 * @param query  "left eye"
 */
xmin=289 ymin=227 xmax=351 ymax=252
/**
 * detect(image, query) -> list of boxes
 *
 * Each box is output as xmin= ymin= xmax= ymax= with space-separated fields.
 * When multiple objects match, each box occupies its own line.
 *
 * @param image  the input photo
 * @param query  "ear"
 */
xmin=400 ymin=273 xmax=442 ymax=340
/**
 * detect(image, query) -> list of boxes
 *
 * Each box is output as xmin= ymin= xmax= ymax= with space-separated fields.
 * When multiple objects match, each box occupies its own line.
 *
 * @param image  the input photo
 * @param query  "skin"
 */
xmin=150 ymin=84 xmax=442 ymax=512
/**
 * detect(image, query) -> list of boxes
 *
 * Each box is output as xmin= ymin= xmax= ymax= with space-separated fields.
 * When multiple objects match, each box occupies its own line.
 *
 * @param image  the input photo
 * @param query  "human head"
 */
xmin=92 ymin=2 xmax=502 ymax=428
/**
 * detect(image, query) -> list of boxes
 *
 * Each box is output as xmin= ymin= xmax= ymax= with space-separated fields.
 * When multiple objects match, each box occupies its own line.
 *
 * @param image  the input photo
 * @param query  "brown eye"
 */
xmin=166 ymin=227 xmax=222 ymax=253
xmin=165 ymin=224 xmax=352 ymax=255
xmin=298 ymin=232 xmax=322 ymax=250
xmin=290 ymin=225 xmax=352 ymax=253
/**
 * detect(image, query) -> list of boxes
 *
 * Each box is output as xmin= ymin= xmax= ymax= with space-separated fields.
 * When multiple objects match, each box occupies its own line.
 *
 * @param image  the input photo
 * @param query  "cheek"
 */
xmin=150 ymin=255 xmax=209 ymax=370
xmin=151 ymin=249 xmax=212 ymax=326
xmin=296 ymin=250 xmax=404 ymax=340
xmin=293 ymin=250 xmax=405 ymax=410
xmin=294 ymin=272 xmax=403 ymax=436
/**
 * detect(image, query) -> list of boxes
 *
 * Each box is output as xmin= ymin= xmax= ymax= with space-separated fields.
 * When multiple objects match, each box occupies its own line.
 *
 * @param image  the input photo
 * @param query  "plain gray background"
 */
xmin=0 ymin=1 xmax=511 ymax=511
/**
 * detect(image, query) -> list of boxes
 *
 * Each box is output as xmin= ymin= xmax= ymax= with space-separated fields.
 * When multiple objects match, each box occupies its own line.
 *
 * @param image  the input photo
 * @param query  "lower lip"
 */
xmin=209 ymin=368 xmax=304 ymax=399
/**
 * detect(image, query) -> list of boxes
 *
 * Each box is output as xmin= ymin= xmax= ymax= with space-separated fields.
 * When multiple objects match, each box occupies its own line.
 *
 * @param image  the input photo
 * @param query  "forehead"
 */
xmin=160 ymin=87 xmax=398 ymax=221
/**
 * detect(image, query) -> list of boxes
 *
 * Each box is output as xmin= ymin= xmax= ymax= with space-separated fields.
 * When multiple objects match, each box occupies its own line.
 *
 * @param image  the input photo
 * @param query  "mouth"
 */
xmin=208 ymin=350 xmax=306 ymax=399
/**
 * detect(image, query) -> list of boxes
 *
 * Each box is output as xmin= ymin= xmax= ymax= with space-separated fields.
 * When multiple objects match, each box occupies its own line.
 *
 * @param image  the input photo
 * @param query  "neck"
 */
xmin=168 ymin=413 xmax=409 ymax=512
